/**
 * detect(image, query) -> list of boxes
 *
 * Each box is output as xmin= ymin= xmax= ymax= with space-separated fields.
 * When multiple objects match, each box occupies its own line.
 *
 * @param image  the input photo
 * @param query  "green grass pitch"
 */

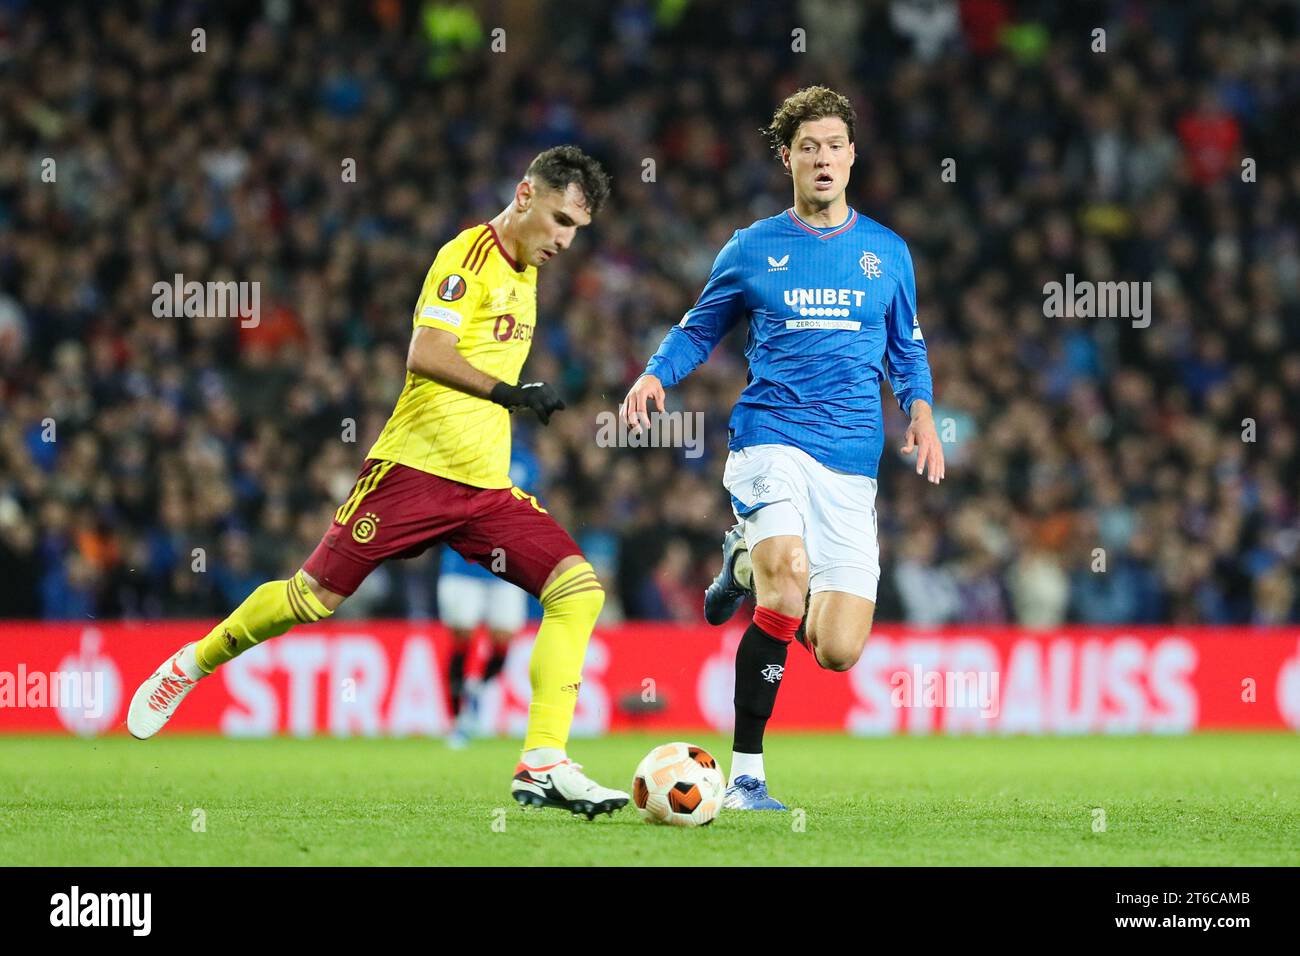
xmin=2 ymin=733 xmax=1296 ymax=866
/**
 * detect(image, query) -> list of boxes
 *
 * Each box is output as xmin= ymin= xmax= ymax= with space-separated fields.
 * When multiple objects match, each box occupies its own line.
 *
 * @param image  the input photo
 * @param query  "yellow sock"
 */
xmin=193 ymin=570 xmax=334 ymax=673
xmin=523 ymin=561 xmax=604 ymax=752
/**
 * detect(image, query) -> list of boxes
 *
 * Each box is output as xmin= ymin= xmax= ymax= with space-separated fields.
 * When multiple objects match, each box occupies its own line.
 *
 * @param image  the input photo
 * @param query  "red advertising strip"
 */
xmin=0 ymin=623 xmax=1297 ymax=736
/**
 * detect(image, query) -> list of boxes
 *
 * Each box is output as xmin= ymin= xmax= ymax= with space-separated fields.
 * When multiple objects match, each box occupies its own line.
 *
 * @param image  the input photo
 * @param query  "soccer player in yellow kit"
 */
xmin=127 ymin=147 xmax=629 ymax=819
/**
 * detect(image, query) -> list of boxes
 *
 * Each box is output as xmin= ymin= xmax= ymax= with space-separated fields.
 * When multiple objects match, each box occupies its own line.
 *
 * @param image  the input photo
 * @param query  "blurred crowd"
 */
xmin=1 ymin=0 xmax=1298 ymax=626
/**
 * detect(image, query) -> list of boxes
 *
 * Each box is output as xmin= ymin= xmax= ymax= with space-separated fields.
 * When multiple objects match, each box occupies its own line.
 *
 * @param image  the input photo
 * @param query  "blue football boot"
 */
xmin=722 ymin=775 xmax=788 ymax=811
xmin=703 ymin=524 xmax=753 ymax=625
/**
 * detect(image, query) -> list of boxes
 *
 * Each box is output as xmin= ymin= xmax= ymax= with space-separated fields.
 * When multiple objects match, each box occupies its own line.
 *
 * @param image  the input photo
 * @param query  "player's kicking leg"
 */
xmin=127 ymin=568 xmax=343 ymax=738
xmin=447 ymin=488 xmax=628 ymax=818
xmin=505 ymin=555 xmax=628 ymax=818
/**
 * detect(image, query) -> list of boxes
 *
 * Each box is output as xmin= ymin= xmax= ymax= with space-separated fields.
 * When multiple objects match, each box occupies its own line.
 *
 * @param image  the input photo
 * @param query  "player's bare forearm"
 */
xmin=406 ymin=326 xmax=565 ymax=424
xmin=406 ymin=326 xmax=500 ymax=399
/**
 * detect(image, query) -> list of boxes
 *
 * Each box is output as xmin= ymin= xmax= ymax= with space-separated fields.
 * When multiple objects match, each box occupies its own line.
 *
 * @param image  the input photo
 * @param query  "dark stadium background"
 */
xmin=3 ymin=1 xmax=1299 ymax=886
xmin=1 ymin=0 xmax=1297 ymax=630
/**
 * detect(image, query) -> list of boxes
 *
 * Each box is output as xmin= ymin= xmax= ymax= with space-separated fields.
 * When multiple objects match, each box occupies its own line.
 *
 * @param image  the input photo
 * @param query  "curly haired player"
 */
xmin=622 ymin=88 xmax=944 ymax=809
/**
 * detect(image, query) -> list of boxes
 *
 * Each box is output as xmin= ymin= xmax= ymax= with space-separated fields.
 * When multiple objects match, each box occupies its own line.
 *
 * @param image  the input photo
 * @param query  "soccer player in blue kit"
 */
xmin=621 ymin=86 xmax=946 ymax=809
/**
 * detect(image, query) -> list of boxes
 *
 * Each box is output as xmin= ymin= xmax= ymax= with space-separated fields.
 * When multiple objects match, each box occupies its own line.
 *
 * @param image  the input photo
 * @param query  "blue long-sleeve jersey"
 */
xmin=644 ymin=207 xmax=933 ymax=479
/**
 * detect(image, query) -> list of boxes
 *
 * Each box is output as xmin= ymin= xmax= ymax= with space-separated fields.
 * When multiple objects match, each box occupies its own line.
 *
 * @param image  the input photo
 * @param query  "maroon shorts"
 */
xmin=303 ymin=459 xmax=583 ymax=598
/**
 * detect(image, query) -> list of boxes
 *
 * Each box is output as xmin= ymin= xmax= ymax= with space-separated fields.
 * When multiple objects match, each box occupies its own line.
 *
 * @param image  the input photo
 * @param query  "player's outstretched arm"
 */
xmin=407 ymin=326 xmax=565 ymax=424
xmin=620 ymin=231 xmax=746 ymax=430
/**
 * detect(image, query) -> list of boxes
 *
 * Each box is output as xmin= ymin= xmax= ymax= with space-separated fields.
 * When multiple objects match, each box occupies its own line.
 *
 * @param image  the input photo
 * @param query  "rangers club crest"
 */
xmin=437 ymin=274 xmax=467 ymax=301
xmin=859 ymin=251 xmax=881 ymax=279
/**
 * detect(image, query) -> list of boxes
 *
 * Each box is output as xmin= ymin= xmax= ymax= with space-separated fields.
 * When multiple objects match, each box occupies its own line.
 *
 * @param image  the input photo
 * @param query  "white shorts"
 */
xmin=437 ymin=574 xmax=528 ymax=633
xmin=723 ymin=443 xmax=881 ymax=602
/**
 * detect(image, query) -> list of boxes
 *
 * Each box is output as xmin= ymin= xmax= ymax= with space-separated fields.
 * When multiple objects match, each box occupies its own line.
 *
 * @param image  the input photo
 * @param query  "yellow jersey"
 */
xmin=367 ymin=224 xmax=538 ymax=489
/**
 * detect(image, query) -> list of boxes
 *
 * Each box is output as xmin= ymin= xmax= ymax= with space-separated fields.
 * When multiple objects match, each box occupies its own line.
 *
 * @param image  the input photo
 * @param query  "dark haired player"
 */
xmin=622 ymin=87 xmax=945 ymax=809
xmin=130 ymin=147 xmax=630 ymax=819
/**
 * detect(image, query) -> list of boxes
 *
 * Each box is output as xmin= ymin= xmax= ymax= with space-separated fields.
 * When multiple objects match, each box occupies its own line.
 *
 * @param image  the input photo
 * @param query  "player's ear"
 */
xmin=848 ymin=142 xmax=856 ymax=166
xmin=780 ymin=146 xmax=791 ymax=173
xmin=515 ymin=179 xmax=532 ymax=212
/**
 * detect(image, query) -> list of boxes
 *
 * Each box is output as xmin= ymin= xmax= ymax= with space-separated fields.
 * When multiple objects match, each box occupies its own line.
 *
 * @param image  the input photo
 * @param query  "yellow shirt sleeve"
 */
xmin=412 ymin=240 xmax=488 ymax=341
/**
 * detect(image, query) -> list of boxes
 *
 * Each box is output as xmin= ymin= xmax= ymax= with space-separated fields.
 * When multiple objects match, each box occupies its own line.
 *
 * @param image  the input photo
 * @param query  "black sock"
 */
xmin=448 ymin=646 xmax=468 ymax=716
xmin=732 ymin=621 xmax=789 ymax=754
xmin=482 ymin=647 xmax=508 ymax=683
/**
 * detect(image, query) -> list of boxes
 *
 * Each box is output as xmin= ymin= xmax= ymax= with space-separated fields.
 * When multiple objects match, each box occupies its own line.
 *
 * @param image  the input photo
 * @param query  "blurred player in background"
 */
xmin=623 ymin=87 xmax=944 ymax=810
xmin=440 ymin=546 xmax=523 ymax=747
xmin=128 ymin=146 xmax=630 ymax=819
xmin=440 ymin=447 xmax=540 ymax=748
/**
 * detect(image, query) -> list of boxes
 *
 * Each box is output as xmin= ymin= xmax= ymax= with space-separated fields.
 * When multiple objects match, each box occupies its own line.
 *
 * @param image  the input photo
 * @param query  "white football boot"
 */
xmin=511 ymin=758 xmax=629 ymax=819
xmin=127 ymin=643 xmax=203 ymax=739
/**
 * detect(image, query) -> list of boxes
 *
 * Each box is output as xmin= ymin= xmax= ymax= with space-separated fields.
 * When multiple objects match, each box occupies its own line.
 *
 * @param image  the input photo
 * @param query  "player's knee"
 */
xmin=813 ymin=643 xmax=860 ymax=671
xmin=578 ymin=584 xmax=605 ymax=622
xmin=300 ymin=569 xmax=347 ymax=613
xmin=810 ymin=627 xmax=870 ymax=672
xmin=752 ymin=561 xmax=803 ymax=614
xmin=548 ymin=586 xmax=603 ymax=634
xmin=541 ymin=563 xmax=604 ymax=626
xmin=755 ymin=585 xmax=804 ymax=618
xmin=816 ymin=648 xmax=858 ymax=672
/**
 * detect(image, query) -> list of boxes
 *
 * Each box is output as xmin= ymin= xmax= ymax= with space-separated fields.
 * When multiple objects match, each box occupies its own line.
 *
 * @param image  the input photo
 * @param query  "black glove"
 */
xmin=489 ymin=381 xmax=566 ymax=425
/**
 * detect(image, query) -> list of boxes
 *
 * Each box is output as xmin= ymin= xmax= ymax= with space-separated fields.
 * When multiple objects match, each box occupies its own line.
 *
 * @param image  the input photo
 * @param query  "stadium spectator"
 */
xmin=0 ymin=0 xmax=1297 ymax=628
